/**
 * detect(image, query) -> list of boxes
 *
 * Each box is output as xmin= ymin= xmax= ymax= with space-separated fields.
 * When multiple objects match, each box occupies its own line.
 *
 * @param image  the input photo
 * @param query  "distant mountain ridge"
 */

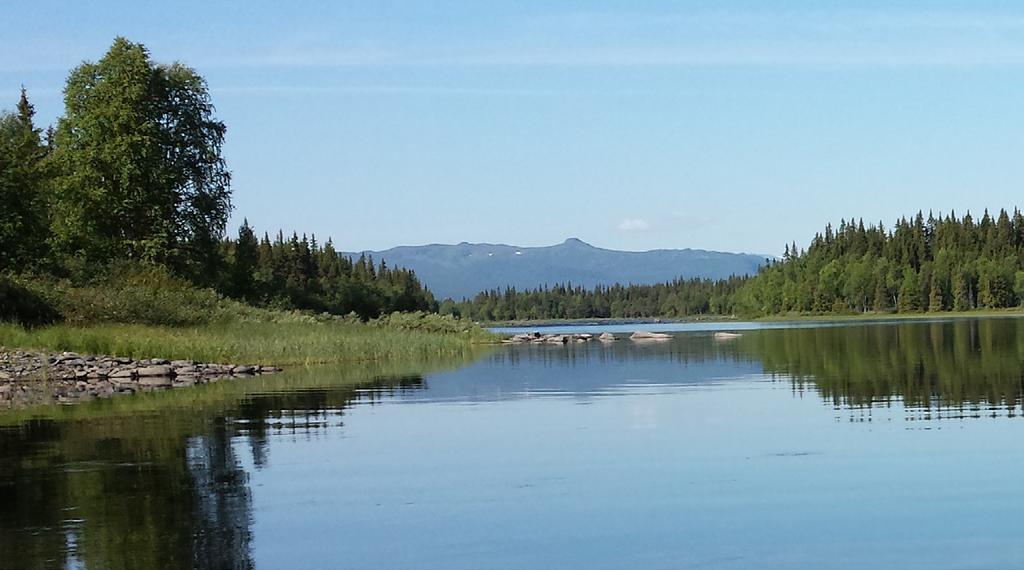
xmin=345 ymin=238 xmax=767 ymax=301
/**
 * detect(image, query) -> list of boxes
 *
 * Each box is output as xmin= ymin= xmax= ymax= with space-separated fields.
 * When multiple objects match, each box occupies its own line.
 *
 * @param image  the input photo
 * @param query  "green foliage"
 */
xmin=736 ymin=209 xmax=1024 ymax=316
xmin=0 ymin=39 xmax=438 ymax=325
xmin=371 ymin=311 xmax=497 ymax=342
xmin=0 ymin=274 xmax=59 ymax=326
xmin=0 ymin=318 xmax=491 ymax=367
xmin=0 ymin=87 xmax=49 ymax=271
xmin=454 ymin=277 xmax=748 ymax=321
xmin=49 ymin=38 xmax=231 ymax=273
xmin=220 ymin=228 xmax=438 ymax=318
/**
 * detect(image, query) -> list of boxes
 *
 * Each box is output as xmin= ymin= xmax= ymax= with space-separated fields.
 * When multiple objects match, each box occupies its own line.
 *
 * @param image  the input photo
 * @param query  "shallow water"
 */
xmin=3 ymin=318 xmax=1024 ymax=569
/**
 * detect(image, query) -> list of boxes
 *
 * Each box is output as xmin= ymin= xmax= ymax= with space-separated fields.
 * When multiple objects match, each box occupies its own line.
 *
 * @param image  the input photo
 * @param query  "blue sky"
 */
xmin=4 ymin=1 xmax=1024 ymax=255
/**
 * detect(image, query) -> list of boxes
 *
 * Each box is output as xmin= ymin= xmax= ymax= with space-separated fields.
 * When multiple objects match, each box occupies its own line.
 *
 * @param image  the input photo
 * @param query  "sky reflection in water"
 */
xmin=4 ymin=318 xmax=1024 ymax=569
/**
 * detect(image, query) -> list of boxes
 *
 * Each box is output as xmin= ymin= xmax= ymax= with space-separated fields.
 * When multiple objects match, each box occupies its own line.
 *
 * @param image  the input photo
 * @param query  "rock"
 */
xmin=630 ymin=331 xmax=673 ymax=341
xmin=599 ymin=332 xmax=616 ymax=342
xmin=713 ymin=332 xmax=742 ymax=341
xmin=0 ymin=347 xmax=283 ymax=408
xmin=136 ymin=365 xmax=172 ymax=377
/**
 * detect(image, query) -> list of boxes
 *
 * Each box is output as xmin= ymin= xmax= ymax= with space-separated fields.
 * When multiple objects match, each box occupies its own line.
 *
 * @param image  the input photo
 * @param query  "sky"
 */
xmin=4 ymin=1 xmax=1024 ymax=256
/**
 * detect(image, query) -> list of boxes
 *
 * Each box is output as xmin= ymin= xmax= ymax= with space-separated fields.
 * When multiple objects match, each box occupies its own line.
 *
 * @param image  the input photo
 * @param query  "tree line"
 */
xmin=736 ymin=209 xmax=1024 ymax=315
xmin=445 ymin=277 xmax=748 ymax=321
xmin=222 ymin=222 xmax=435 ymax=317
xmin=453 ymin=208 xmax=1024 ymax=321
xmin=0 ymin=38 xmax=435 ymax=319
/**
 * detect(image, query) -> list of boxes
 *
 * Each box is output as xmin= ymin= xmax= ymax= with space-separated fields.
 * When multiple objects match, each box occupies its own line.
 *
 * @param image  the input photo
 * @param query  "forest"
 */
xmin=737 ymin=209 xmax=1024 ymax=315
xmin=453 ymin=209 xmax=1024 ymax=320
xmin=6 ymin=38 xmax=1024 ymax=325
xmin=0 ymin=38 xmax=435 ymax=321
xmin=446 ymin=277 xmax=747 ymax=321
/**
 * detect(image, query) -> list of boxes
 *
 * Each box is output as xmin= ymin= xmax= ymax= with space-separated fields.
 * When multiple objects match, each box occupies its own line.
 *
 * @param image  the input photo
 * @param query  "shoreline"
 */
xmin=485 ymin=308 xmax=1024 ymax=329
xmin=0 ymin=348 xmax=281 ymax=409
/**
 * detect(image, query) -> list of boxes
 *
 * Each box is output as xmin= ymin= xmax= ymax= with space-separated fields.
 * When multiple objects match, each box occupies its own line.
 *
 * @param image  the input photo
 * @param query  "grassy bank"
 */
xmin=1 ymin=269 xmax=498 ymax=366
xmin=0 ymin=316 xmax=496 ymax=366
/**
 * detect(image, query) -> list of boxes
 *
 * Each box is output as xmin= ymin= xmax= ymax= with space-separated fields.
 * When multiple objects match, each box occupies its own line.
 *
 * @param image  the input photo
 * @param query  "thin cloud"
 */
xmin=618 ymin=218 xmax=652 ymax=232
xmin=201 ymin=9 xmax=1024 ymax=70
xmin=8 ymin=9 xmax=1024 ymax=73
xmin=214 ymin=85 xmax=567 ymax=97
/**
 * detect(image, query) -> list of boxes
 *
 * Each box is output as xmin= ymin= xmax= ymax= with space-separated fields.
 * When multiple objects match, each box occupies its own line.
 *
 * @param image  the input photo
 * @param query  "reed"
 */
xmin=0 ymin=315 xmax=497 ymax=366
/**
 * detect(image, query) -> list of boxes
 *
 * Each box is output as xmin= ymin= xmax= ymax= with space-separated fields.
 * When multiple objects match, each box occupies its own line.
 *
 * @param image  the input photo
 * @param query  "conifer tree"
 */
xmin=0 ymin=87 xmax=49 ymax=270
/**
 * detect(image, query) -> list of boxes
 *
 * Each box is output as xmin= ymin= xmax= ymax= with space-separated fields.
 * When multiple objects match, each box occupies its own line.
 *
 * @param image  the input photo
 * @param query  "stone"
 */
xmin=136 ymin=365 xmax=173 ymax=377
xmin=138 ymin=377 xmax=172 ymax=387
xmin=630 ymin=331 xmax=673 ymax=341
xmin=232 ymin=365 xmax=255 ymax=374
xmin=599 ymin=332 xmax=616 ymax=342
xmin=109 ymin=369 xmax=134 ymax=379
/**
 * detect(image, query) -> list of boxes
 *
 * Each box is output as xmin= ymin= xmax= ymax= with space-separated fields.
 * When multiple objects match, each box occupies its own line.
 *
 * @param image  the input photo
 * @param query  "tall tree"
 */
xmin=0 ymin=88 xmax=49 ymax=270
xmin=49 ymin=38 xmax=230 ymax=273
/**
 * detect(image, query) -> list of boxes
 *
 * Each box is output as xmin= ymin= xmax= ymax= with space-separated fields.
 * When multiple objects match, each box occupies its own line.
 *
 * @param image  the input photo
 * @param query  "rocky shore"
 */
xmin=503 ymin=331 xmax=673 ymax=344
xmin=0 ymin=349 xmax=281 ymax=408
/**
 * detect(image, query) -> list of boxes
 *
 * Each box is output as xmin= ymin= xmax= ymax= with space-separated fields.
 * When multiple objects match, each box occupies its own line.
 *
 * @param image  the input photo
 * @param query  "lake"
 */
xmin=3 ymin=317 xmax=1024 ymax=569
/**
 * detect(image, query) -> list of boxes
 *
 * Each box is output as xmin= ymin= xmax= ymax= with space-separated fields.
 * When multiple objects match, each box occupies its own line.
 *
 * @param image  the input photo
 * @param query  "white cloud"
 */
xmin=618 ymin=218 xmax=651 ymax=232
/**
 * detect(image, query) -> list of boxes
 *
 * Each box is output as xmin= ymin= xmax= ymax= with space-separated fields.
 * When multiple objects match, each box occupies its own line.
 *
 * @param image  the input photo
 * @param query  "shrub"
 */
xmin=0 ymin=274 xmax=59 ymax=326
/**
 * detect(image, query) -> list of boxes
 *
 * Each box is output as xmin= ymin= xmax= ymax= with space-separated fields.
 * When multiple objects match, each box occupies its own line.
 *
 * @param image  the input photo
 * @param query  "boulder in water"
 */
xmin=630 ymin=331 xmax=673 ymax=341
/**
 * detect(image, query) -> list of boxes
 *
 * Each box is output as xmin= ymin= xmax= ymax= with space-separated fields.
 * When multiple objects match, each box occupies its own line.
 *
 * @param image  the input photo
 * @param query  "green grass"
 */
xmin=0 ymin=316 xmax=497 ymax=366
xmin=1 ymin=266 xmax=499 ymax=365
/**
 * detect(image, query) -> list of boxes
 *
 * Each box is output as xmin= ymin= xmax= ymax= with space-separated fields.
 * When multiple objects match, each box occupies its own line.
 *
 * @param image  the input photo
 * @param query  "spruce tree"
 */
xmin=0 ymin=87 xmax=49 ymax=270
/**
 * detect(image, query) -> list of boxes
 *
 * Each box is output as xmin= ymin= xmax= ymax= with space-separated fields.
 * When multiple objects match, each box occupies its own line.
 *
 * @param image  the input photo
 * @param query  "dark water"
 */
xmin=4 ymin=318 xmax=1024 ymax=569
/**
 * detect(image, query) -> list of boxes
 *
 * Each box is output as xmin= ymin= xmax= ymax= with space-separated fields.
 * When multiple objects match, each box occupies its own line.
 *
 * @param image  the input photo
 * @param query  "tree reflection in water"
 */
xmin=0 ymin=367 xmax=432 ymax=570
xmin=6 ymin=319 xmax=1024 ymax=568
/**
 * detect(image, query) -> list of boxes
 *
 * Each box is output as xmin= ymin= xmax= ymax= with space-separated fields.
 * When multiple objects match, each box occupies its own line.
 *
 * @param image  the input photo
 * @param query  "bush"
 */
xmin=370 ymin=311 xmax=497 ymax=342
xmin=0 ymin=274 xmax=59 ymax=326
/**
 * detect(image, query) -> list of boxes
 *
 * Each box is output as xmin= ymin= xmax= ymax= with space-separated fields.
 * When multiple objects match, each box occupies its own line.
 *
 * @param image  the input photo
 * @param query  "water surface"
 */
xmin=3 ymin=318 xmax=1024 ymax=569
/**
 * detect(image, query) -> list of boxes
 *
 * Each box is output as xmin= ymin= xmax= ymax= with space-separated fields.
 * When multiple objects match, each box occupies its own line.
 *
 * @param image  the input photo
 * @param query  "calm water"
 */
xmin=4 ymin=318 xmax=1024 ymax=569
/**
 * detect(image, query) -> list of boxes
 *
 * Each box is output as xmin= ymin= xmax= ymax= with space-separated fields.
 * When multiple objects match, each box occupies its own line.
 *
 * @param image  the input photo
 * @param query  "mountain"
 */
xmin=345 ymin=238 xmax=767 ymax=301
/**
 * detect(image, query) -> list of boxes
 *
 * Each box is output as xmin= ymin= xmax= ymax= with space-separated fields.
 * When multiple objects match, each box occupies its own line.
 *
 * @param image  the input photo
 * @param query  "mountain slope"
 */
xmin=346 ymin=238 xmax=766 ymax=300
